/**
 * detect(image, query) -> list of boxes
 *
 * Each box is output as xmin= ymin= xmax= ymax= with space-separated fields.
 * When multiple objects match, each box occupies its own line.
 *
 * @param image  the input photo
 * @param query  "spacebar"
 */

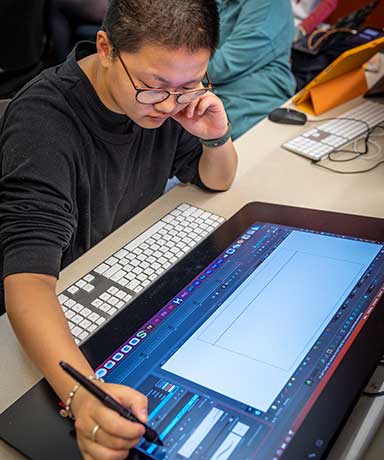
xmin=124 ymin=221 xmax=166 ymax=251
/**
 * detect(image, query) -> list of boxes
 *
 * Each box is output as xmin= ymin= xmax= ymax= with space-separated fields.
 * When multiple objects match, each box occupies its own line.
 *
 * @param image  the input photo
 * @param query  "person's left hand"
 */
xmin=171 ymin=92 xmax=228 ymax=141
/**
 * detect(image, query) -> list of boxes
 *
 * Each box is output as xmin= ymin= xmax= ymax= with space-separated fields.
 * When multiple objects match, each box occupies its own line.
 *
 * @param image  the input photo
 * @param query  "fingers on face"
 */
xmin=195 ymin=93 xmax=219 ymax=116
xmin=182 ymin=98 xmax=196 ymax=118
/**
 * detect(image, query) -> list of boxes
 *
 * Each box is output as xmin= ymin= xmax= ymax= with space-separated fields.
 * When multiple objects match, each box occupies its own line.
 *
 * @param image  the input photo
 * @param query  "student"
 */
xmin=0 ymin=0 xmax=237 ymax=458
xmin=292 ymin=0 xmax=339 ymax=41
xmin=207 ymin=0 xmax=296 ymax=140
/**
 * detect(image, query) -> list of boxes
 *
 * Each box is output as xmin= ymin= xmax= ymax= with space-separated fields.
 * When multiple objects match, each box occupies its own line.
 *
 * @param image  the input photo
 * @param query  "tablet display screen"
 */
xmin=94 ymin=222 xmax=384 ymax=460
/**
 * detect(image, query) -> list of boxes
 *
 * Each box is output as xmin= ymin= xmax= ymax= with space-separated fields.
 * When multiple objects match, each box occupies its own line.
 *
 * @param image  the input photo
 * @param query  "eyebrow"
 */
xmin=149 ymin=74 xmax=203 ymax=86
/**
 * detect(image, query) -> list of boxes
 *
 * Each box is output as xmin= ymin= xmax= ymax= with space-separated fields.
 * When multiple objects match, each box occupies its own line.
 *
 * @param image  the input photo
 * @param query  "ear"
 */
xmin=96 ymin=30 xmax=114 ymax=68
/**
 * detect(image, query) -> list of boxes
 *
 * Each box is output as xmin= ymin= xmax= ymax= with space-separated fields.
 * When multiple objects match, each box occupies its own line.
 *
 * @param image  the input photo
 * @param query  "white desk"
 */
xmin=1 ymin=81 xmax=384 ymax=459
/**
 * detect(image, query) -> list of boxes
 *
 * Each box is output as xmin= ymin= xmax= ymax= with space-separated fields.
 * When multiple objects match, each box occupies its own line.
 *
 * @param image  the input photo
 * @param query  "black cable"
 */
xmin=363 ymin=391 xmax=384 ymax=398
xmin=313 ymin=160 xmax=384 ymax=174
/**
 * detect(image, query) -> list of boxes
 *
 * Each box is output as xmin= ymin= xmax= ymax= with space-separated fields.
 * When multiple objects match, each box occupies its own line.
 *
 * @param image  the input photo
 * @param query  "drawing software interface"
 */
xmin=95 ymin=223 xmax=384 ymax=460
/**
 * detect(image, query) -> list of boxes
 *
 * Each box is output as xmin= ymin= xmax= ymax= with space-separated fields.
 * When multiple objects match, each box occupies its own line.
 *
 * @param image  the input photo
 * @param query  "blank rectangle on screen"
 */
xmin=199 ymin=250 xmax=363 ymax=372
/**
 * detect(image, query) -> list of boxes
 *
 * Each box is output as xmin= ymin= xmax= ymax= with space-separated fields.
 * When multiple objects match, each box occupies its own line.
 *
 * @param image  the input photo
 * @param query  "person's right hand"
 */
xmin=71 ymin=382 xmax=148 ymax=460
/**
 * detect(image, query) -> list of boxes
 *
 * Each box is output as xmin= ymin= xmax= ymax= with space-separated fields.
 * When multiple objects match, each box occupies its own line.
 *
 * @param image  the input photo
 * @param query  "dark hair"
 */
xmin=102 ymin=0 xmax=219 ymax=56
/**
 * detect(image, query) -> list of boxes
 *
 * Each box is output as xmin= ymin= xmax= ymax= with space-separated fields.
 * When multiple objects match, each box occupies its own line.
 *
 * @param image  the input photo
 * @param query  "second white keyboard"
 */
xmin=282 ymin=100 xmax=384 ymax=161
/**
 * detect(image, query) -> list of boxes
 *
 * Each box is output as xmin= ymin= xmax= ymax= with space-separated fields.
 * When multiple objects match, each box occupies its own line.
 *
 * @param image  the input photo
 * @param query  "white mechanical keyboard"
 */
xmin=282 ymin=100 xmax=384 ymax=161
xmin=58 ymin=203 xmax=225 ymax=344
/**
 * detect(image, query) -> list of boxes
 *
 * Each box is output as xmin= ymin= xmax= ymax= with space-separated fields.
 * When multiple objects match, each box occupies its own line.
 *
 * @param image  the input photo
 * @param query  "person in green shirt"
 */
xmin=209 ymin=0 xmax=296 ymax=140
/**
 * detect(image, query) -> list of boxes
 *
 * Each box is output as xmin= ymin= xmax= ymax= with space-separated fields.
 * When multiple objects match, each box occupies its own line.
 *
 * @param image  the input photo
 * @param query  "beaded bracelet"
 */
xmin=59 ymin=382 xmax=80 ymax=420
xmin=59 ymin=376 xmax=104 ymax=420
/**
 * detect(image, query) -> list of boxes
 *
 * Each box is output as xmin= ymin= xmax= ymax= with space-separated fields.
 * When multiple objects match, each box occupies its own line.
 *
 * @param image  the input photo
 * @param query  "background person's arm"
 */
xmin=208 ymin=0 xmax=294 ymax=84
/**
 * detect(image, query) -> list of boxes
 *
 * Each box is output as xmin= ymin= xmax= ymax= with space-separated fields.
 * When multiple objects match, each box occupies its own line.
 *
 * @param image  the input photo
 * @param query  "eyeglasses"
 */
xmin=116 ymin=52 xmax=213 ymax=105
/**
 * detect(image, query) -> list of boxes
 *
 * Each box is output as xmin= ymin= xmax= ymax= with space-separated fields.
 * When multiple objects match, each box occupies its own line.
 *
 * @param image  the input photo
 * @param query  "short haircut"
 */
xmin=102 ymin=0 xmax=220 ymax=56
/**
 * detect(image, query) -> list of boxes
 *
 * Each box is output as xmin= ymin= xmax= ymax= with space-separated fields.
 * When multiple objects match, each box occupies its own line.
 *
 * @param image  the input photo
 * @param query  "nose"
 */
xmin=154 ymin=95 xmax=178 ymax=115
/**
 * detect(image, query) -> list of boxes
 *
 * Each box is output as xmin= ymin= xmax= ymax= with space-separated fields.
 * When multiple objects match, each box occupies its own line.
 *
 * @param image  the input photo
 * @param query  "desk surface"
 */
xmin=1 ymin=77 xmax=384 ymax=459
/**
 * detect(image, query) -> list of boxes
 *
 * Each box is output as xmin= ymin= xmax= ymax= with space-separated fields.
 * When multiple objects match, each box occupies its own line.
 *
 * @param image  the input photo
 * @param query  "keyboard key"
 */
xmin=79 ymin=331 xmax=89 ymax=341
xmin=116 ymin=300 xmax=125 ymax=309
xmin=91 ymin=299 xmax=103 ymax=308
xmin=127 ymin=280 xmax=140 ymax=290
xmin=115 ymin=249 xmax=128 ymax=259
xmin=107 ymin=307 xmax=117 ymax=316
xmin=58 ymin=294 xmax=68 ymax=304
xmin=72 ymin=314 xmax=82 ymax=324
xmin=106 ymin=256 xmax=118 ymax=266
xmin=72 ymin=326 xmax=83 ymax=338
xmin=100 ymin=303 xmax=110 ymax=312
xmin=111 ymin=270 xmax=126 ymax=282
xmin=89 ymin=312 xmax=101 ymax=322
xmin=83 ymin=284 xmax=94 ymax=293
xmin=84 ymin=274 xmax=95 ymax=283
xmin=65 ymin=310 xmax=75 ymax=320
xmin=104 ymin=264 xmax=123 ymax=278
xmin=88 ymin=324 xmax=98 ymax=333
xmin=68 ymin=286 xmax=79 ymax=295
xmin=108 ymin=297 xmax=118 ymax=306
xmin=80 ymin=307 xmax=91 ymax=317
xmin=64 ymin=299 xmax=76 ymax=308
xmin=73 ymin=303 xmax=83 ymax=313
xmin=116 ymin=290 xmax=126 ymax=299
xmin=80 ymin=319 xmax=91 ymax=329
xmin=94 ymin=263 xmax=109 ymax=275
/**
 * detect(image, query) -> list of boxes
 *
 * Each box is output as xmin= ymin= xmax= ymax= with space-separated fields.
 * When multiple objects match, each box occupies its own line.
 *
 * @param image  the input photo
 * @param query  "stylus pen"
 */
xmin=60 ymin=361 xmax=163 ymax=446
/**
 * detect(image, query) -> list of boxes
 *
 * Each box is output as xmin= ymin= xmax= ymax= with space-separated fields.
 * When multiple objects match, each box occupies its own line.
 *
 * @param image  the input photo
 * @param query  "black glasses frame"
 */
xmin=115 ymin=52 xmax=213 ymax=105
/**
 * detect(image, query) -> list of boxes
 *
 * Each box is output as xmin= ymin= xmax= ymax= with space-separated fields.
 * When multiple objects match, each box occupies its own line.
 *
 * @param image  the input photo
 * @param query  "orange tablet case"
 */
xmin=293 ymin=36 xmax=384 ymax=115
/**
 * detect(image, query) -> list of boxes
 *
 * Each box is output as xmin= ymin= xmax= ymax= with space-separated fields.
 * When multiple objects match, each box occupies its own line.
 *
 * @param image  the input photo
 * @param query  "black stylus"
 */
xmin=60 ymin=361 xmax=163 ymax=446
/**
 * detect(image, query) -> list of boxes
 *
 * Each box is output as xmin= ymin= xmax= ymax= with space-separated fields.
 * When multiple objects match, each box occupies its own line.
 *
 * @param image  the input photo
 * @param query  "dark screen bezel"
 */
xmin=81 ymin=201 xmax=384 ymax=460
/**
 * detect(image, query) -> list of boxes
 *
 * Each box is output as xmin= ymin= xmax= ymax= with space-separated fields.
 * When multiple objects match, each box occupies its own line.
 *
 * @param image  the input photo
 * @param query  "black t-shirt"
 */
xmin=0 ymin=42 xmax=205 ymax=309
